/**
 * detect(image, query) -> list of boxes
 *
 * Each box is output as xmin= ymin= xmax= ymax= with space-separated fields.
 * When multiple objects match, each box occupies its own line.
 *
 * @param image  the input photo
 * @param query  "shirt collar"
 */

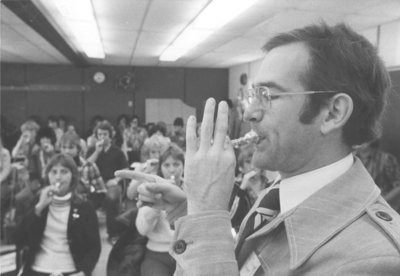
xmin=279 ymin=153 xmax=354 ymax=214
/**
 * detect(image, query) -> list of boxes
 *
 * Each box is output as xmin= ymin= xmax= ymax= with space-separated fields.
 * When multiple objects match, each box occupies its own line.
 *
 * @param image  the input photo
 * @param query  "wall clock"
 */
xmin=93 ymin=71 xmax=106 ymax=84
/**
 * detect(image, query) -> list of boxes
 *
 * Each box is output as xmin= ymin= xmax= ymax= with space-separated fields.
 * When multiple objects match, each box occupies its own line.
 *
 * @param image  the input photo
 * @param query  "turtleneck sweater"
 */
xmin=31 ymin=192 xmax=76 ymax=273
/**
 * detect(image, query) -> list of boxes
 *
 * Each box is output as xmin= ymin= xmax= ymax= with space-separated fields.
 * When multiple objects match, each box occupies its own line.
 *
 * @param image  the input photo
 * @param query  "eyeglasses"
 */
xmin=247 ymin=86 xmax=338 ymax=107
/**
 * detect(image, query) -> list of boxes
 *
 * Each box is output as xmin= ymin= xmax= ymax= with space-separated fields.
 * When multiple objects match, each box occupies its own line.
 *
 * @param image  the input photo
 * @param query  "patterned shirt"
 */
xmin=357 ymin=148 xmax=400 ymax=196
xmin=79 ymin=156 xmax=106 ymax=194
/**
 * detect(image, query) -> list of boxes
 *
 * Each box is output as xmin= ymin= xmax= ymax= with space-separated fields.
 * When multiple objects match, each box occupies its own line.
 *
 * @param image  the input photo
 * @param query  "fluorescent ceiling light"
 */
xmin=160 ymin=0 xmax=258 ymax=62
xmin=39 ymin=0 xmax=105 ymax=59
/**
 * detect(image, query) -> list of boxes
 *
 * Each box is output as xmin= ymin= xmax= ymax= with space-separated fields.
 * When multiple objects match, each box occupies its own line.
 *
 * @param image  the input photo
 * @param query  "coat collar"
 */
xmin=247 ymin=158 xmax=380 ymax=269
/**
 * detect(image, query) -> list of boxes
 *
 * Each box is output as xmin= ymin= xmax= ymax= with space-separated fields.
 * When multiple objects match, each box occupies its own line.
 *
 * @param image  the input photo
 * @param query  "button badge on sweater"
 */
xmin=173 ymin=240 xmax=187 ymax=254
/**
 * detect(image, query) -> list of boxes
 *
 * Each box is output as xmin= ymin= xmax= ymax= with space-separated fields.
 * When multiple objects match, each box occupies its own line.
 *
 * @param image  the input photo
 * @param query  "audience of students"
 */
xmin=2 ymin=109 xmax=399 ymax=276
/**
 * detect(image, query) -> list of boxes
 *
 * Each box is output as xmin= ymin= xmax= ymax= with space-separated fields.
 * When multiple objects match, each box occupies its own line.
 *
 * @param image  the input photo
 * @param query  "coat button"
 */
xmin=376 ymin=211 xmax=392 ymax=221
xmin=173 ymin=240 xmax=187 ymax=254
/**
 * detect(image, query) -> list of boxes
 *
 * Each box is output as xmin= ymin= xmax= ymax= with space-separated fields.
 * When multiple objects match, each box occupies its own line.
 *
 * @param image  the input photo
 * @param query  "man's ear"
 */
xmin=320 ymin=93 xmax=353 ymax=135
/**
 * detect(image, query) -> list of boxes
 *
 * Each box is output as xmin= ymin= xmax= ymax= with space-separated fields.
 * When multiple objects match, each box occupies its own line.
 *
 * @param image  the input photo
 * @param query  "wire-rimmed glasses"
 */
xmin=247 ymin=86 xmax=338 ymax=107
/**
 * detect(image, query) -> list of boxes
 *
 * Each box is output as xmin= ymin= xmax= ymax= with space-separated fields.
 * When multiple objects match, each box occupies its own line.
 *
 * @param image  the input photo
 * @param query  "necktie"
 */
xmin=235 ymin=183 xmax=280 ymax=256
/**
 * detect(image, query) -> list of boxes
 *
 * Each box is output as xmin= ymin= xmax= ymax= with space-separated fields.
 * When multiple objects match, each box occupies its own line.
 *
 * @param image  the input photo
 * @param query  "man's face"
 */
xmin=96 ymin=129 xmax=111 ymax=146
xmin=245 ymin=43 xmax=325 ymax=178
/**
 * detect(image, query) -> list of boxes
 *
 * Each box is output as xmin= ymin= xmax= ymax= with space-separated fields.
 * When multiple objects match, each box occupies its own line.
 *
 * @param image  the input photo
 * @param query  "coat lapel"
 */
xmin=240 ymin=158 xmax=381 ymax=270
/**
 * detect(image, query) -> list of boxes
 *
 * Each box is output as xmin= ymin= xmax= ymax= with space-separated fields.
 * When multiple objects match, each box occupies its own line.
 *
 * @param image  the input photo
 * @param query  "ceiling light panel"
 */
xmin=160 ymin=0 xmax=258 ymax=62
xmin=38 ymin=0 xmax=105 ymax=59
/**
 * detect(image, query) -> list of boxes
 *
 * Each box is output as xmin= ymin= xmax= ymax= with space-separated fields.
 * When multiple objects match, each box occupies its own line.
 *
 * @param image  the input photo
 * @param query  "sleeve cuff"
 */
xmin=170 ymin=211 xmax=237 ymax=273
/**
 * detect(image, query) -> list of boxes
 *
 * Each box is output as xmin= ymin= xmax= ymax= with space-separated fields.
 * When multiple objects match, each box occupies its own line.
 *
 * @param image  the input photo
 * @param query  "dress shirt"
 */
xmin=279 ymin=153 xmax=354 ymax=214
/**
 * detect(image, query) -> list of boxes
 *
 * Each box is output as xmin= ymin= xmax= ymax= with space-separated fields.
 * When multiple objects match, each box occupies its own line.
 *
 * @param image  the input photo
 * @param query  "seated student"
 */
xmin=135 ymin=144 xmax=184 ymax=276
xmin=59 ymin=131 xmax=107 ymax=210
xmin=16 ymin=153 xmax=101 ymax=276
xmin=121 ymin=115 xmax=148 ymax=164
xmin=229 ymin=144 xmax=270 ymax=232
xmin=0 ymin=136 xmax=12 ymax=241
xmin=29 ymin=126 xmax=57 ymax=185
xmin=169 ymin=117 xmax=186 ymax=151
xmin=356 ymin=139 xmax=400 ymax=211
xmin=12 ymin=119 xmax=40 ymax=165
xmin=86 ymin=121 xmax=128 ymax=244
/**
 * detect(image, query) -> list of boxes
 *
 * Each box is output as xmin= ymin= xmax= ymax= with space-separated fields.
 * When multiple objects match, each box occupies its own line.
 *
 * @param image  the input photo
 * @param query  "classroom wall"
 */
xmin=0 ymin=63 xmax=228 ymax=139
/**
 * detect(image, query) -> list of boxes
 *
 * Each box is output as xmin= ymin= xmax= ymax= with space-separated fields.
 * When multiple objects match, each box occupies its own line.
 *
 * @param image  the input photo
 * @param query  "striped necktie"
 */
xmin=235 ymin=183 xmax=280 ymax=256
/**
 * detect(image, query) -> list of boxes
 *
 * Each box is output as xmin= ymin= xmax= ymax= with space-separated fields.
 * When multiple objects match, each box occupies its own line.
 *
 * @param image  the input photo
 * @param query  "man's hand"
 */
xmin=185 ymin=98 xmax=236 ymax=214
xmin=115 ymin=170 xmax=186 ymax=211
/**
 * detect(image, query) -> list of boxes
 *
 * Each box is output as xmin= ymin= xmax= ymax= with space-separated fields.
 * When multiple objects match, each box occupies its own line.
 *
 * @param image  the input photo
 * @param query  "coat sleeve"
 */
xmin=70 ymin=202 xmax=101 ymax=276
xmin=332 ymin=257 xmax=400 ymax=276
xmin=170 ymin=211 xmax=239 ymax=276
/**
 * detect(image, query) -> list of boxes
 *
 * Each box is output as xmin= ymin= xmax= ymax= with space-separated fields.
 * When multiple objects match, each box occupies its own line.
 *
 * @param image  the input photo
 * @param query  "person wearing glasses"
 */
xmin=116 ymin=22 xmax=400 ymax=275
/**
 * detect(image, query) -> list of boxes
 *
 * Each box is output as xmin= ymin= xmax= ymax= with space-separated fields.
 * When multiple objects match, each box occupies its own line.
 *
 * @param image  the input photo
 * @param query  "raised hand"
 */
xmin=184 ymin=98 xmax=236 ymax=214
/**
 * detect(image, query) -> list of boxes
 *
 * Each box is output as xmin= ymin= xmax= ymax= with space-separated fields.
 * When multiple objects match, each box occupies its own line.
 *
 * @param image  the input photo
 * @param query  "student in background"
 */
xmin=59 ymin=131 xmax=106 ymax=210
xmin=135 ymin=144 xmax=184 ymax=276
xmin=169 ymin=117 xmax=186 ymax=151
xmin=356 ymin=139 xmax=400 ymax=211
xmin=86 ymin=121 xmax=128 ymax=244
xmin=12 ymin=119 xmax=40 ymax=164
xmin=121 ymin=115 xmax=148 ymax=164
xmin=16 ymin=153 xmax=101 ymax=276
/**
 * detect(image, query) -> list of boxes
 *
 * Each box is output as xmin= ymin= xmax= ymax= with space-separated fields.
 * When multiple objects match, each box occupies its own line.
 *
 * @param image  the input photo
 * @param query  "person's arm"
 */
xmin=11 ymin=135 xmax=25 ymax=158
xmin=169 ymin=99 xmax=239 ymax=275
xmin=0 ymin=149 xmax=11 ymax=182
xmin=135 ymin=206 xmax=162 ymax=235
xmin=86 ymin=140 xmax=103 ymax=163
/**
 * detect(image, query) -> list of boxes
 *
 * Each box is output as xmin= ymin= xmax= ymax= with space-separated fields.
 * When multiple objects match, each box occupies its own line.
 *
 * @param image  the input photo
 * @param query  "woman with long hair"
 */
xmin=16 ymin=153 xmax=101 ymax=276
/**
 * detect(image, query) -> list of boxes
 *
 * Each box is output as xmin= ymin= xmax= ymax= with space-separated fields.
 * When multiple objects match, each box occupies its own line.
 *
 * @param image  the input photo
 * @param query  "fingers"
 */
xmin=115 ymin=169 xmax=158 ymax=183
xmin=199 ymin=98 xmax=216 ymax=151
xmin=186 ymin=115 xmax=197 ymax=155
xmin=213 ymin=101 xmax=229 ymax=149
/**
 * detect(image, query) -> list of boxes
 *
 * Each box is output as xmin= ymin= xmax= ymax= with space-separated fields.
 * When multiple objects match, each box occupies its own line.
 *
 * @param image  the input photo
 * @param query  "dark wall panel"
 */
xmin=27 ymin=90 xmax=84 ymax=135
xmin=134 ymin=67 xmax=185 ymax=122
xmin=1 ymin=63 xmax=229 ymax=139
xmin=83 ymin=66 xmax=134 ymax=136
xmin=184 ymin=68 xmax=229 ymax=119
xmin=1 ymin=90 xmax=27 ymax=128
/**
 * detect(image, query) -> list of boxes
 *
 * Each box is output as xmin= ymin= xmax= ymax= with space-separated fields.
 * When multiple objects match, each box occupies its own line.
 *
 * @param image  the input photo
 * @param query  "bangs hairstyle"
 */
xmin=263 ymin=22 xmax=391 ymax=146
xmin=45 ymin=153 xmax=79 ymax=191
xmin=94 ymin=120 xmax=115 ymax=138
xmin=59 ymin=131 xmax=81 ymax=149
xmin=157 ymin=143 xmax=185 ymax=177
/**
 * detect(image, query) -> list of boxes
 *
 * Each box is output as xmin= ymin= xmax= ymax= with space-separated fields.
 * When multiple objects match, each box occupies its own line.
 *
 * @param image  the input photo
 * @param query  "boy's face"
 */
xmin=61 ymin=143 xmax=79 ymax=158
xmin=96 ymin=129 xmax=111 ymax=146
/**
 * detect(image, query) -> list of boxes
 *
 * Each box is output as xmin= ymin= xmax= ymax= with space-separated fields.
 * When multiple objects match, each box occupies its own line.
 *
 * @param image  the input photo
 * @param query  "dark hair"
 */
xmin=47 ymin=115 xmax=58 ymax=124
xmin=240 ymin=73 xmax=248 ymax=85
xmin=263 ymin=22 xmax=391 ymax=146
xmin=129 ymin=115 xmax=140 ymax=125
xmin=149 ymin=123 xmax=167 ymax=137
xmin=157 ymin=143 xmax=185 ymax=177
xmin=173 ymin=117 xmax=184 ymax=127
xmin=117 ymin=114 xmax=129 ymax=124
xmin=59 ymin=131 xmax=81 ymax=150
xmin=94 ymin=121 xmax=114 ymax=138
xmin=44 ymin=153 xmax=81 ymax=200
xmin=36 ymin=126 xmax=57 ymax=145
